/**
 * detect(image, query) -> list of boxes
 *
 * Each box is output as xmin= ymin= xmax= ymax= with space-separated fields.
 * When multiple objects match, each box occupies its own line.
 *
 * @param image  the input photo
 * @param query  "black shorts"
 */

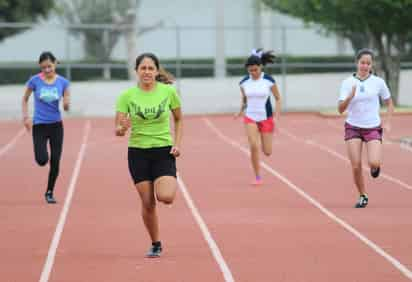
xmin=128 ymin=146 xmax=177 ymax=184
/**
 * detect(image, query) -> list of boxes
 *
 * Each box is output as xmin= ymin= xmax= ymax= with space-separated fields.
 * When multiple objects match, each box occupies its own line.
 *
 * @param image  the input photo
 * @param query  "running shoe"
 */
xmin=45 ymin=192 xmax=57 ymax=204
xmin=370 ymin=167 xmax=380 ymax=178
xmin=355 ymin=194 xmax=368 ymax=208
xmin=146 ymin=241 xmax=162 ymax=258
xmin=251 ymin=176 xmax=263 ymax=186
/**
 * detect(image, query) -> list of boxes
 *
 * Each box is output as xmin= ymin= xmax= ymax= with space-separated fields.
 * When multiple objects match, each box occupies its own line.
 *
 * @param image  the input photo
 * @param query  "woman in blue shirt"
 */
xmin=22 ymin=51 xmax=70 ymax=204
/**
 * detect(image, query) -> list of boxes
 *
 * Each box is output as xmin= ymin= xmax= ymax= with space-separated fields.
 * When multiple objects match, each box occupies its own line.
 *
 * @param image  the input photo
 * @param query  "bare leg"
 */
xmin=245 ymin=123 xmax=261 ymax=179
xmin=136 ymin=181 xmax=159 ymax=242
xmin=346 ymin=139 xmax=366 ymax=195
xmin=366 ymin=140 xmax=382 ymax=170
xmin=260 ymin=132 xmax=273 ymax=156
xmin=154 ymin=176 xmax=178 ymax=205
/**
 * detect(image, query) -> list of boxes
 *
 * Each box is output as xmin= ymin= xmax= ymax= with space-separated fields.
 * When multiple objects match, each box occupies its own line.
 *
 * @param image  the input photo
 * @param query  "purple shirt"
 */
xmin=26 ymin=74 xmax=69 ymax=124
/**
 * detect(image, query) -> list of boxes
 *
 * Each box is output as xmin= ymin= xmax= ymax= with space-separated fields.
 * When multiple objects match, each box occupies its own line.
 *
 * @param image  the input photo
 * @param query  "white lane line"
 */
xmin=0 ymin=128 xmax=25 ymax=157
xmin=204 ymin=117 xmax=412 ymax=280
xmin=305 ymin=138 xmax=412 ymax=191
xmin=279 ymin=126 xmax=412 ymax=192
xmin=277 ymin=127 xmax=300 ymax=142
xmin=177 ymin=174 xmax=235 ymax=282
xmin=39 ymin=121 xmax=91 ymax=282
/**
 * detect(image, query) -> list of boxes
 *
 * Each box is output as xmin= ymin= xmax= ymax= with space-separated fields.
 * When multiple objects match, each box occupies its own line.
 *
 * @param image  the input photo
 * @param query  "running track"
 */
xmin=0 ymin=114 xmax=411 ymax=282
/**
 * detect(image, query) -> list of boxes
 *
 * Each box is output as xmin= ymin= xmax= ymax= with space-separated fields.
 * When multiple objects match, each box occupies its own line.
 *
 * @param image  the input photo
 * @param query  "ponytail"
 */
xmin=156 ymin=67 xmax=175 ymax=84
xmin=245 ymin=48 xmax=276 ymax=67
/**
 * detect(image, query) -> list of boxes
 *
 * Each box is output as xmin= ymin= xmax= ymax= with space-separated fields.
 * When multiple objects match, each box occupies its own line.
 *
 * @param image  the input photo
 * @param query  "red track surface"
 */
xmin=1 ymin=114 xmax=411 ymax=282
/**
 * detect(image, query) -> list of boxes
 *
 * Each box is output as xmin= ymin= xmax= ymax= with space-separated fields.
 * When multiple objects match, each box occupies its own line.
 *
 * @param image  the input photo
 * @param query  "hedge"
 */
xmin=1 ymin=55 xmax=411 ymax=84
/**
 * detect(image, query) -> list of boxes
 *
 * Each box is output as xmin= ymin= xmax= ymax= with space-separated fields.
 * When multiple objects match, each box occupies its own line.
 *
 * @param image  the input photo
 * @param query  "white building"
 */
xmin=0 ymin=0 xmax=352 ymax=62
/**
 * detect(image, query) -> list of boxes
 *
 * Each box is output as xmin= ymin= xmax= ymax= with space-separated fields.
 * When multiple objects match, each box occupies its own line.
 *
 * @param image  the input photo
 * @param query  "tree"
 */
xmin=60 ymin=0 xmax=162 ymax=79
xmin=0 ymin=0 xmax=55 ymax=42
xmin=60 ymin=0 xmax=133 ymax=61
xmin=260 ymin=0 xmax=412 ymax=105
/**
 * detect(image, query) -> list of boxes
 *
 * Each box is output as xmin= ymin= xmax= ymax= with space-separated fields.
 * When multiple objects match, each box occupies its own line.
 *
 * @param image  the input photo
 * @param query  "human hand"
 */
xmin=234 ymin=112 xmax=243 ymax=119
xmin=170 ymin=146 xmax=180 ymax=157
xmin=120 ymin=116 xmax=131 ymax=130
xmin=63 ymin=102 xmax=70 ymax=112
xmin=23 ymin=117 xmax=32 ymax=132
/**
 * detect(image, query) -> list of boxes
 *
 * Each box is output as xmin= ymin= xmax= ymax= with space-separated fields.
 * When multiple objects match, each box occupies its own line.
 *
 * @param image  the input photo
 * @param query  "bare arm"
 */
xmin=114 ymin=112 xmax=130 ymax=136
xmin=170 ymin=107 xmax=183 ymax=157
xmin=383 ymin=98 xmax=394 ymax=131
xmin=22 ymin=87 xmax=33 ymax=131
xmin=235 ymin=87 xmax=247 ymax=118
xmin=271 ymin=84 xmax=281 ymax=120
xmin=338 ymin=85 xmax=356 ymax=114
xmin=63 ymin=88 xmax=70 ymax=111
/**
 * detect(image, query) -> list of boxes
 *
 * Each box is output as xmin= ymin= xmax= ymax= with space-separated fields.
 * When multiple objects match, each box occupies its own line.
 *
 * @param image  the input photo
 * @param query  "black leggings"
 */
xmin=32 ymin=122 xmax=63 ymax=193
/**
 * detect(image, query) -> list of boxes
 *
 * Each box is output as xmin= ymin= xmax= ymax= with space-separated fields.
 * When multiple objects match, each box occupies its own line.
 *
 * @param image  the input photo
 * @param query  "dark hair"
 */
xmin=356 ymin=48 xmax=374 ymax=62
xmin=135 ymin=52 xmax=174 ymax=84
xmin=135 ymin=52 xmax=159 ymax=70
xmin=245 ymin=48 xmax=276 ymax=67
xmin=39 ymin=51 xmax=57 ymax=64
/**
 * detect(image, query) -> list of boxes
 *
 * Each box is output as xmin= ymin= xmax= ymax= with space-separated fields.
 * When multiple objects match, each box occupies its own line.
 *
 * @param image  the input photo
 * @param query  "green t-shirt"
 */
xmin=116 ymin=82 xmax=181 ymax=148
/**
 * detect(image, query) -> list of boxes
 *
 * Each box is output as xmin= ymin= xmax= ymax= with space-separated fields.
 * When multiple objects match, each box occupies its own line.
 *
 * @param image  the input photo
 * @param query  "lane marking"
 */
xmin=279 ymin=127 xmax=412 ymax=192
xmin=39 ymin=121 xmax=91 ymax=282
xmin=177 ymin=174 xmax=235 ymax=282
xmin=0 ymin=128 xmax=25 ymax=157
xmin=204 ymin=117 xmax=412 ymax=280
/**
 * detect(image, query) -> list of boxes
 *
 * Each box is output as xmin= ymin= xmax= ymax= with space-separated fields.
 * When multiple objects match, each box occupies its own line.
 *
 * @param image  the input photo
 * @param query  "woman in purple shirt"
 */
xmin=22 ymin=52 xmax=70 ymax=204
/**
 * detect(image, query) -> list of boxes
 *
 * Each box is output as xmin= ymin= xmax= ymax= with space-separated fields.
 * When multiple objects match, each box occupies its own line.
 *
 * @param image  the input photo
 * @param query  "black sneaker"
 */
xmin=45 ymin=192 xmax=57 ymax=204
xmin=371 ymin=167 xmax=380 ymax=178
xmin=355 ymin=195 xmax=368 ymax=208
xmin=146 ymin=241 xmax=162 ymax=258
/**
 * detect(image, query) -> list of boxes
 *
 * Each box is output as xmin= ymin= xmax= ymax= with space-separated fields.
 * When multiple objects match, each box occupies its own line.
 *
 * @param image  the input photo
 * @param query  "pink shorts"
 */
xmin=344 ymin=122 xmax=383 ymax=142
xmin=243 ymin=116 xmax=275 ymax=133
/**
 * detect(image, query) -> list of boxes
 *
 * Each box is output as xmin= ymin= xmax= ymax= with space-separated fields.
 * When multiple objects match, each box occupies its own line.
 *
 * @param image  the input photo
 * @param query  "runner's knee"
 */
xmin=158 ymin=195 xmax=174 ymax=205
xmin=351 ymin=162 xmax=362 ymax=172
xmin=35 ymin=156 xmax=48 ymax=166
xmin=263 ymin=148 xmax=272 ymax=156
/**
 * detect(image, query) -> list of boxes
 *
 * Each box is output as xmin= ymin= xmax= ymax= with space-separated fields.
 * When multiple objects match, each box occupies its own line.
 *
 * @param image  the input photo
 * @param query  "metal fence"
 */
xmin=2 ymin=22 xmax=412 ymax=114
xmin=2 ymin=21 xmax=411 ymax=95
xmin=0 ymin=21 xmax=355 ymax=66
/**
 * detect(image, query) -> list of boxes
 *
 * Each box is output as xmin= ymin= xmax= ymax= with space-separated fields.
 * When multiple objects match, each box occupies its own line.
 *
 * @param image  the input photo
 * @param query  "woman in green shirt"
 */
xmin=115 ymin=53 xmax=183 ymax=258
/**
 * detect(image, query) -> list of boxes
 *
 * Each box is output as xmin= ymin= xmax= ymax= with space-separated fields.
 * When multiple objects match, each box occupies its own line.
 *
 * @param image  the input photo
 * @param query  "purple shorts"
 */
xmin=344 ymin=123 xmax=383 ymax=142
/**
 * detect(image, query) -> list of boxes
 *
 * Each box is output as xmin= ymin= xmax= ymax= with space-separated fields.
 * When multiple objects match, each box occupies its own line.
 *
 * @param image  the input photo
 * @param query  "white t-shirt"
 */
xmin=239 ymin=72 xmax=275 ymax=121
xmin=339 ymin=74 xmax=391 ymax=128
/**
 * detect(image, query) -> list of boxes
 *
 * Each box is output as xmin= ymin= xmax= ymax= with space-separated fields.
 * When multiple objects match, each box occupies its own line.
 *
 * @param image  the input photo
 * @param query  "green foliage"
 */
xmin=2 ymin=55 xmax=412 ymax=84
xmin=260 ymin=0 xmax=412 ymax=104
xmin=260 ymin=0 xmax=412 ymax=51
xmin=261 ymin=0 xmax=412 ymax=33
xmin=0 ymin=0 xmax=55 ymax=41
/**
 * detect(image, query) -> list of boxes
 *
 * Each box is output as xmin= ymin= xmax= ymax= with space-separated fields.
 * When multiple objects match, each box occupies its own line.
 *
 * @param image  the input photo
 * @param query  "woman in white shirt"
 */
xmin=236 ymin=49 xmax=282 ymax=185
xmin=338 ymin=49 xmax=394 ymax=208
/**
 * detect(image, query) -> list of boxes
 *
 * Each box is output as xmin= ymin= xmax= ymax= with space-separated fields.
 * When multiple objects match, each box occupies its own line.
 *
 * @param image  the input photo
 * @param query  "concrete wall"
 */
xmin=1 ymin=71 xmax=411 ymax=120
